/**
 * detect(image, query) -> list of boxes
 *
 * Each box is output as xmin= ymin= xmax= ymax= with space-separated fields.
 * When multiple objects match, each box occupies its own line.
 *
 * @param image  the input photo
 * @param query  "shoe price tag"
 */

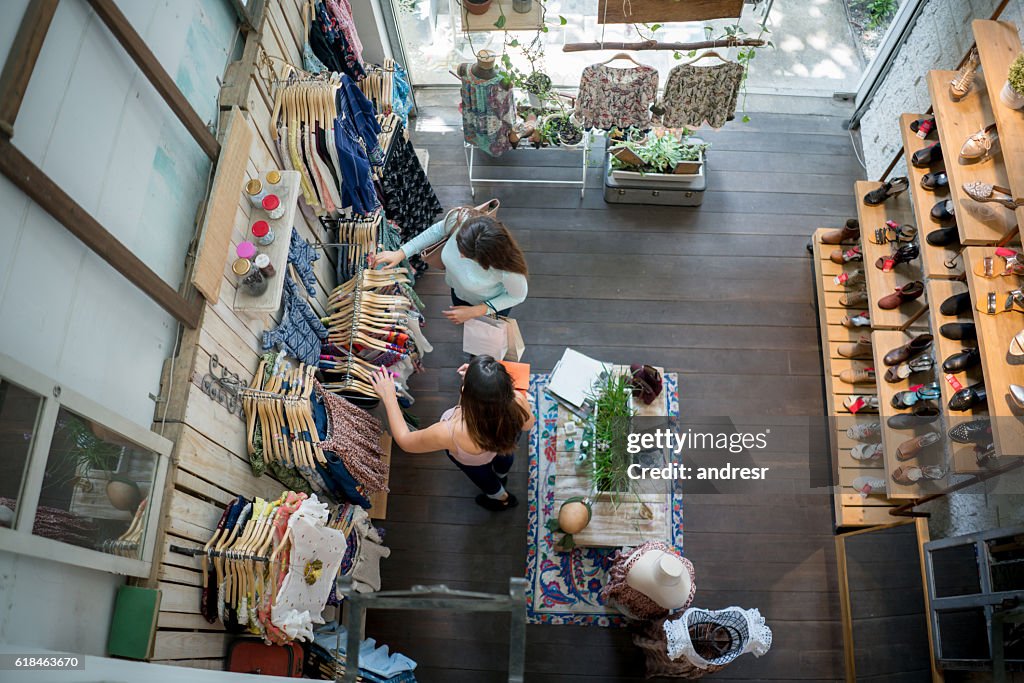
xmin=916 ymin=120 xmax=933 ymax=139
xmin=881 ymin=257 xmax=895 ymax=272
xmin=908 ymin=383 xmax=924 ymax=392
xmin=835 ymin=272 xmax=849 ymax=285
xmin=847 ymin=397 xmax=866 ymax=414
xmin=945 ymin=373 xmax=963 ymax=393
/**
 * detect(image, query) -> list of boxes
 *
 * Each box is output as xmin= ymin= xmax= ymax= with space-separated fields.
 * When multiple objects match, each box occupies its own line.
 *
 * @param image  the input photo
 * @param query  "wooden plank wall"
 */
xmin=147 ymin=0 xmax=335 ymax=667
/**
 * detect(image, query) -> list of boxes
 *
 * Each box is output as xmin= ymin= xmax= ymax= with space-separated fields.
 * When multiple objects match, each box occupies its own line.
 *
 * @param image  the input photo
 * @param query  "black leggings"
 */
xmin=446 ymin=453 xmax=514 ymax=497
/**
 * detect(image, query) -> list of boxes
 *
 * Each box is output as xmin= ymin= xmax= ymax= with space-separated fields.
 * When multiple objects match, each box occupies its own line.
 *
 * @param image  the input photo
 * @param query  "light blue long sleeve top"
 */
xmin=401 ymin=213 xmax=528 ymax=312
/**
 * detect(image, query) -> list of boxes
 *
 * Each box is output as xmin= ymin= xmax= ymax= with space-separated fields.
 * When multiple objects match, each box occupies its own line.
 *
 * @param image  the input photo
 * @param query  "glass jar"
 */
xmin=254 ymin=253 xmax=276 ymax=278
xmin=241 ymin=268 xmax=268 ymax=296
xmin=262 ymin=194 xmax=284 ymax=220
xmin=236 ymin=241 xmax=257 ymax=260
xmin=265 ymin=170 xmax=288 ymax=204
xmin=244 ymin=178 xmax=266 ymax=209
xmin=251 ymin=220 xmax=274 ymax=246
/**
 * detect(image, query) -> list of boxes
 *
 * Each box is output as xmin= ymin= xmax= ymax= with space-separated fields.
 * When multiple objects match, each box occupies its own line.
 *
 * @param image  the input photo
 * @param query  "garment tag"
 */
xmin=945 ymin=374 xmax=964 ymax=392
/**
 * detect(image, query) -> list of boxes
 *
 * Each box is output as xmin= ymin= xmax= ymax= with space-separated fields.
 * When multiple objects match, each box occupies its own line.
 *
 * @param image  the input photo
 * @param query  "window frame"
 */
xmin=0 ymin=352 xmax=171 ymax=578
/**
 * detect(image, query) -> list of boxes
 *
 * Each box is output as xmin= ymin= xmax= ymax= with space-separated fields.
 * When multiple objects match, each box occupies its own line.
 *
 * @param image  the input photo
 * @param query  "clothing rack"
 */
xmin=464 ymin=132 xmax=593 ymax=199
xmin=357 ymin=59 xmax=396 ymax=115
xmin=563 ymin=38 xmax=767 ymax=52
xmin=241 ymin=360 xmax=326 ymax=469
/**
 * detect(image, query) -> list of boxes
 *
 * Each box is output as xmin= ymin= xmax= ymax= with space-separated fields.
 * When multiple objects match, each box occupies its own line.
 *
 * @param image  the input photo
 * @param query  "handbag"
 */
xmin=420 ymin=198 xmax=500 ymax=272
xmin=463 ymin=314 xmax=526 ymax=362
xmin=227 ymin=639 xmax=303 ymax=677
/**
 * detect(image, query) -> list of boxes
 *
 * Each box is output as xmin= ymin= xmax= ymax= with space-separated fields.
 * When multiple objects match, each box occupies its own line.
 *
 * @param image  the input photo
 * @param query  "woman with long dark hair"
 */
xmin=371 ymin=212 xmax=528 ymax=324
xmin=370 ymin=355 xmax=535 ymax=510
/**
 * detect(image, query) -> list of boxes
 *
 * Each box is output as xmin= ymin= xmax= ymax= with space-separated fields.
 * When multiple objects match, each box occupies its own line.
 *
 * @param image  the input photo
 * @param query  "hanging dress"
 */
xmin=458 ymin=63 xmax=515 ymax=157
xmin=660 ymin=62 xmax=745 ymax=129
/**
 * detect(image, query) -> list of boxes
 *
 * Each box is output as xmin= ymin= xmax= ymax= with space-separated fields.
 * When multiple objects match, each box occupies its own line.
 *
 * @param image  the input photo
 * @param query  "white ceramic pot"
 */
xmin=1001 ymin=80 xmax=1024 ymax=109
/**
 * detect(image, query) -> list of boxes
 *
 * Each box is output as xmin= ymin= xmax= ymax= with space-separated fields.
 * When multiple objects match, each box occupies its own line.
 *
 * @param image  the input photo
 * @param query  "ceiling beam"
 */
xmin=0 ymin=0 xmax=60 ymax=138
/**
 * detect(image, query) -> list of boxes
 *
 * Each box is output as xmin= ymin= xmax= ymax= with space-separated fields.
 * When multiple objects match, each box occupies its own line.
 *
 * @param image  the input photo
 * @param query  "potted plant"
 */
xmin=463 ymin=0 xmax=491 ymax=15
xmin=609 ymin=131 xmax=710 ymax=183
xmin=541 ymin=112 xmax=584 ymax=147
xmin=524 ymin=70 xmax=552 ymax=107
xmin=589 ymin=372 xmax=636 ymax=495
xmin=512 ymin=0 xmax=533 ymax=12
xmin=1001 ymin=53 xmax=1024 ymax=109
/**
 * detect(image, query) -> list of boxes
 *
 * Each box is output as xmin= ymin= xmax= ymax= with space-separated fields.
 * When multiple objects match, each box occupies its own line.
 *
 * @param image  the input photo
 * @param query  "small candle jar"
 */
xmin=254 ymin=253 xmax=276 ymax=278
xmin=251 ymin=220 xmax=274 ymax=246
xmin=236 ymin=241 xmax=257 ymax=260
xmin=244 ymin=179 xmax=266 ymax=209
xmin=241 ymin=267 xmax=268 ymax=296
xmin=232 ymin=257 xmax=252 ymax=279
xmin=262 ymin=194 xmax=284 ymax=220
xmin=265 ymin=170 xmax=288 ymax=204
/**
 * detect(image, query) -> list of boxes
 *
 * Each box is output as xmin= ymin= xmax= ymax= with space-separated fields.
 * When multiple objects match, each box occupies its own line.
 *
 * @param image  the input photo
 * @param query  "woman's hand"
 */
xmin=457 ymin=363 xmax=469 ymax=378
xmin=369 ymin=367 xmax=398 ymax=404
xmin=444 ymin=304 xmax=487 ymax=325
xmin=369 ymin=249 xmax=405 ymax=269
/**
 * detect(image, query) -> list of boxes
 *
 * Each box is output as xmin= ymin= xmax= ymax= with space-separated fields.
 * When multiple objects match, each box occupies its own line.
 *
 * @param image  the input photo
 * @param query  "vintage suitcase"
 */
xmin=603 ymin=154 xmax=707 ymax=206
xmin=226 ymin=639 xmax=303 ymax=677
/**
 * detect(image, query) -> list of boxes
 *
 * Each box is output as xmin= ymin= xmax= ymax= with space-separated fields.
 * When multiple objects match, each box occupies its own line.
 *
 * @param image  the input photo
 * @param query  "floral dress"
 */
xmin=660 ymin=62 xmax=745 ymax=129
xmin=575 ymin=63 xmax=659 ymax=130
xmin=458 ymin=63 xmax=516 ymax=157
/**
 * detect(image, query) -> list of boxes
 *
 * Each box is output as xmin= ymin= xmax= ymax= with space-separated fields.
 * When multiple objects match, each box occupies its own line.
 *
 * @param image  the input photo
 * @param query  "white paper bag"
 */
xmin=463 ymin=316 xmax=509 ymax=359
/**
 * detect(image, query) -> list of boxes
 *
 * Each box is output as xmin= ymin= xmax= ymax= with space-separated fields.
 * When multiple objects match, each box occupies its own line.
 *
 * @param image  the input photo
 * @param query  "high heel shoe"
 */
xmin=960 ymin=123 xmax=999 ymax=161
xmin=876 ymin=243 xmax=920 ymax=272
xmin=962 ymin=181 xmax=1024 ymax=210
xmin=864 ymin=177 xmax=910 ymax=206
xmin=950 ymin=48 xmax=979 ymax=102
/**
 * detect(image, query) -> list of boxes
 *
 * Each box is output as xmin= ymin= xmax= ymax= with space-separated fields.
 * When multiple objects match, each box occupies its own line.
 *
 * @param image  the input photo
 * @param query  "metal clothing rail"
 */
xmin=334 ymin=576 xmax=527 ymax=683
xmin=464 ymin=131 xmax=593 ymax=199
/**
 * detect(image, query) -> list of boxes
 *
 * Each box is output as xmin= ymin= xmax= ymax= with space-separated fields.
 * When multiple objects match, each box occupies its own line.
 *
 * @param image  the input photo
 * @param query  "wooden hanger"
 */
xmin=682 ymin=50 xmax=731 ymax=66
xmin=600 ymin=52 xmax=645 ymax=67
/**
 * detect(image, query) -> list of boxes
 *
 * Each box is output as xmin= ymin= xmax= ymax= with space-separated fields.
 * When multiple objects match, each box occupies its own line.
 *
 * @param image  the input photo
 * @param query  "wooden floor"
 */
xmin=366 ymin=109 xmax=865 ymax=682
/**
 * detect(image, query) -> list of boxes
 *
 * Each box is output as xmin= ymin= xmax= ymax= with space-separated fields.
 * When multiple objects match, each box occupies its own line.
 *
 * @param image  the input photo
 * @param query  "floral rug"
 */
xmin=525 ymin=372 xmax=681 ymax=627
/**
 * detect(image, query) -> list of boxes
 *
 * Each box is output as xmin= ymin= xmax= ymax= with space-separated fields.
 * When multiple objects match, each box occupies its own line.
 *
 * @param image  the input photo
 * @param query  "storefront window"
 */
xmin=34 ymin=409 xmax=157 ymax=560
xmin=0 ymin=380 xmax=44 ymax=526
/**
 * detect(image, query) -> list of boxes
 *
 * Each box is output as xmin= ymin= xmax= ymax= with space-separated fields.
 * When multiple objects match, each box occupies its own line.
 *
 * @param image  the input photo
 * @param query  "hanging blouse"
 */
xmin=663 ymin=607 xmax=773 ymax=668
xmin=378 ymin=121 xmax=443 ymax=241
xmin=326 ymin=0 xmax=363 ymax=63
xmin=660 ymin=61 xmax=745 ymax=129
xmin=575 ymin=63 xmax=659 ymax=130
xmin=458 ymin=63 xmax=515 ymax=157
xmin=270 ymin=516 xmax=345 ymax=641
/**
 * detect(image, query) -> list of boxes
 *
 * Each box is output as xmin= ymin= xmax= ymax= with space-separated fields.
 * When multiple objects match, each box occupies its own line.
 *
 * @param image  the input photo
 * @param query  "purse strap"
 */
xmin=444 ymin=198 xmax=501 ymax=237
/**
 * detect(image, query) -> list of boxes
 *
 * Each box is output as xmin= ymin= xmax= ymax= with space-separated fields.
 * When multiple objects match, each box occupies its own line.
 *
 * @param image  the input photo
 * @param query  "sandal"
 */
xmin=910 ymin=117 xmax=936 ymax=139
xmin=851 ymin=476 xmax=886 ymax=497
xmin=974 ymin=248 xmax=1024 ymax=278
xmin=960 ymin=123 xmax=999 ymax=161
xmin=892 ymin=465 xmax=946 ymax=486
xmin=962 ymin=182 xmax=1024 ymax=210
xmin=835 ymin=269 xmax=866 ymax=289
xmin=892 ymin=383 xmax=941 ymax=410
xmin=839 ymin=289 xmax=869 ymax=308
xmin=912 ymin=142 xmax=943 ymax=168
xmin=847 ymin=421 xmax=881 ymax=442
xmin=864 ymin=177 xmax=910 ymax=206
xmin=831 ymin=246 xmax=863 ymax=264
xmin=1011 ymin=328 xmax=1024 ymax=357
xmin=931 ymin=199 xmax=955 ymax=221
xmin=1010 ymin=384 xmax=1024 ymax=410
xmin=921 ymin=172 xmax=948 ymax=191
xmin=895 ymin=432 xmax=941 ymax=461
xmin=876 ymin=243 xmax=920 ymax=272
xmin=844 ymin=395 xmax=879 ymax=414
xmin=851 ymin=442 xmax=883 ymax=461
xmin=475 ymin=492 xmax=519 ymax=511
xmin=976 ymin=289 xmax=1024 ymax=315
xmin=976 ymin=442 xmax=996 ymax=466
xmin=841 ymin=312 xmax=871 ymax=329
xmin=883 ymin=354 xmax=934 ymax=383
xmin=950 ymin=48 xmax=979 ymax=101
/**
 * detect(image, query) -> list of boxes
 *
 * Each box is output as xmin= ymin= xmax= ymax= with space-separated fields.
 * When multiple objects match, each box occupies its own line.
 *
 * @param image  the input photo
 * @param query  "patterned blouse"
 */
xmin=660 ymin=62 xmax=745 ymax=129
xmin=576 ymin=63 xmax=659 ymax=130
xmin=459 ymin=63 xmax=516 ymax=157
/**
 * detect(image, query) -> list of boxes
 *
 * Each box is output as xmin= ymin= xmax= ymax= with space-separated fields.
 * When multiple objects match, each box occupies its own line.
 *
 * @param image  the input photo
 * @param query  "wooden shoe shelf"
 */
xmin=870 ymin=328 xmax=949 ymax=498
xmin=812 ymin=228 xmax=900 ymax=527
xmin=855 ymin=180 xmax=928 ymax=330
xmin=898 ymin=113 xmax=963 ymax=279
xmin=925 ymin=278 xmax=990 ymax=473
xmin=963 ymin=246 xmax=1024 ymax=459
xmin=927 ymin=68 xmax=1017 ymax=246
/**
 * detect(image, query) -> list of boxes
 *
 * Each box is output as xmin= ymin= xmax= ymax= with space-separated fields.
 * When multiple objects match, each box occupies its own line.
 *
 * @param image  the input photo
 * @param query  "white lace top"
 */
xmin=663 ymin=606 xmax=772 ymax=668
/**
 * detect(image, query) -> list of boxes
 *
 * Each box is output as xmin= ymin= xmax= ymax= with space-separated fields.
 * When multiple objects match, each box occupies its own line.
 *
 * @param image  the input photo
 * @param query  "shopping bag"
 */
xmin=463 ymin=315 xmax=509 ymax=359
xmin=503 ymin=317 xmax=525 ymax=362
xmin=420 ymin=199 xmax=500 ymax=272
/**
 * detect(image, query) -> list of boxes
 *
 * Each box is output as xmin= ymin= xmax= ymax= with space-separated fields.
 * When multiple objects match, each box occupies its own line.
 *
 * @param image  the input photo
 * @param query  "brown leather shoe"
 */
xmin=822 ymin=220 xmax=861 ymax=245
xmin=839 ymin=367 xmax=876 ymax=385
xmin=839 ymin=289 xmax=869 ymax=308
xmin=883 ymin=333 xmax=933 ymax=366
xmin=837 ymin=337 xmax=873 ymax=359
xmin=895 ymin=432 xmax=941 ymax=461
xmin=878 ymin=281 xmax=925 ymax=309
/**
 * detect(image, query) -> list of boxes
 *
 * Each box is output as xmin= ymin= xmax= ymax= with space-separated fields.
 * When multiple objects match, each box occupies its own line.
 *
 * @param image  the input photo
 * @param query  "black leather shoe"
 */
xmin=887 ymin=410 xmax=940 ymax=430
xmin=927 ymin=226 xmax=960 ymax=247
xmin=940 ymin=293 xmax=972 ymax=316
xmin=948 ymin=419 xmax=992 ymax=444
xmin=949 ymin=383 xmax=987 ymax=412
xmin=940 ymin=322 xmax=977 ymax=341
xmin=943 ymin=348 xmax=981 ymax=373
xmin=932 ymin=199 xmax=955 ymax=221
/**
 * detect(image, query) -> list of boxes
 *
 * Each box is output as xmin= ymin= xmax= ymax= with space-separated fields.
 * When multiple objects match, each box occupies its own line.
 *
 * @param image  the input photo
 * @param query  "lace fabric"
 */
xmin=663 ymin=606 xmax=773 ymax=668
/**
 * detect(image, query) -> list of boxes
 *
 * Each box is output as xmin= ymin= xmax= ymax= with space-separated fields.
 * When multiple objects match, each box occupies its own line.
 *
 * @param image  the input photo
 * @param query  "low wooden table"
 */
xmin=551 ymin=365 xmax=674 ymax=548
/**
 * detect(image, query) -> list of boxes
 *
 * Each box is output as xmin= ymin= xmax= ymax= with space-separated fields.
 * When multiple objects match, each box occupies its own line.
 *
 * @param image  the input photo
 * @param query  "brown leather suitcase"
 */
xmin=226 ymin=639 xmax=303 ymax=677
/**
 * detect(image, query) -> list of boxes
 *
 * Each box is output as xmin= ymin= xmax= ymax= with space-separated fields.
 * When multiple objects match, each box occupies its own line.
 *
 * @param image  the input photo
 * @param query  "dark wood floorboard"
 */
xmin=367 ymin=110 xmax=863 ymax=682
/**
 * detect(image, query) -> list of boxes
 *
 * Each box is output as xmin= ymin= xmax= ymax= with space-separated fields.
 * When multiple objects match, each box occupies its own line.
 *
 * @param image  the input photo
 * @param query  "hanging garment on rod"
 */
xmin=309 ymin=1 xmax=365 ymax=81
xmin=377 ymin=119 xmax=443 ymax=242
xmin=262 ymin=276 xmax=329 ymax=366
xmin=660 ymin=60 xmax=745 ymax=129
xmin=458 ymin=62 xmax=516 ymax=157
xmin=325 ymin=0 xmax=363 ymax=63
xmin=337 ymin=74 xmax=383 ymax=166
xmin=357 ymin=60 xmax=396 ymax=118
xmin=576 ymin=61 xmax=659 ymax=130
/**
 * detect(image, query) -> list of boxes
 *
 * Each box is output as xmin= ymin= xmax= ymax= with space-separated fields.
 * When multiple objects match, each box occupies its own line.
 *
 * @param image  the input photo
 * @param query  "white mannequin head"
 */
xmin=625 ymin=549 xmax=692 ymax=610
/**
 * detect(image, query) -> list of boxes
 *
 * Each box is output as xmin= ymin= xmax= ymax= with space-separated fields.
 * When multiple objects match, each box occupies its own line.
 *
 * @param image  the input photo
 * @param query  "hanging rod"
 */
xmin=563 ymin=38 xmax=766 ymax=52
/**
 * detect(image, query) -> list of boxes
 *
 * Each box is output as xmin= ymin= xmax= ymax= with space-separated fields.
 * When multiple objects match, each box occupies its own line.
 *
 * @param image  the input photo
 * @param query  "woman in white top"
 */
xmin=371 ymin=212 xmax=528 ymax=325
xmin=370 ymin=355 xmax=535 ymax=510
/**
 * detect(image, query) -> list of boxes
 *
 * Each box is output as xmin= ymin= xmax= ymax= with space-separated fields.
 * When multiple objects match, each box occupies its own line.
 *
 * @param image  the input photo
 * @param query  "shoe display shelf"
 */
xmin=813 ymin=228 xmax=900 ymax=527
xmin=924 ymin=278 xmax=990 ymax=473
xmin=870 ymin=328 xmax=950 ymax=498
xmin=898 ymin=113 xmax=963 ymax=279
xmin=855 ymin=180 xmax=929 ymax=330
xmin=963 ymin=245 xmax=1024 ymax=460
xmin=927 ymin=69 xmax=1017 ymax=245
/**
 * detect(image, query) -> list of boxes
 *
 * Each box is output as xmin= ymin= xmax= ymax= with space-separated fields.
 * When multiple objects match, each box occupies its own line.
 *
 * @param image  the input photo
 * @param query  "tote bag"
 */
xmin=420 ymin=198 xmax=500 ymax=272
xmin=463 ymin=315 xmax=526 ymax=362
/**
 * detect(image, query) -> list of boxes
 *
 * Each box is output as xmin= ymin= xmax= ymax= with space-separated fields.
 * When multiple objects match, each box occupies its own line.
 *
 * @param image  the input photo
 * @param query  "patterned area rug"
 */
xmin=525 ymin=372 xmax=682 ymax=627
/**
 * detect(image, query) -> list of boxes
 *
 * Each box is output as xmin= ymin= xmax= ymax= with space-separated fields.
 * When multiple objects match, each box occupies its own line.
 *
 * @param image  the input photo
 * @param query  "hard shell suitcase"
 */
xmin=226 ymin=639 xmax=303 ymax=677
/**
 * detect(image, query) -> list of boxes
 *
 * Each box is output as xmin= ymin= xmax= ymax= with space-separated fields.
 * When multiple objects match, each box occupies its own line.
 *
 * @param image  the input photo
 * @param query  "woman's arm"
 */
xmin=516 ymin=391 xmax=536 ymax=432
xmin=485 ymin=272 xmax=528 ymax=313
xmin=370 ymin=368 xmax=451 ymax=453
xmin=400 ymin=213 xmax=456 ymax=258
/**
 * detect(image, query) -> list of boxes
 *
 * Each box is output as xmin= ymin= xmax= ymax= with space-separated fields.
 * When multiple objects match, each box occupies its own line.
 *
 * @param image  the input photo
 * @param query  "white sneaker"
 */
xmin=847 ymin=422 xmax=881 ymax=442
xmin=851 ymin=443 xmax=883 ymax=461
xmin=851 ymin=476 xmax=886 ymax=497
